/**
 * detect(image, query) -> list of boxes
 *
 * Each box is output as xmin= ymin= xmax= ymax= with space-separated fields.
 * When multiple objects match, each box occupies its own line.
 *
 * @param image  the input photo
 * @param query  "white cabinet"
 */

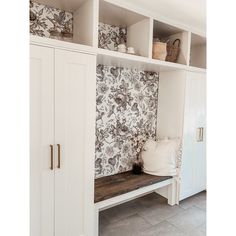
xmin=157 ymin=70 xmax=206 ymax=201
xmin=30 ymin=45 xmax=96 ymax=236
xmin=30 ymin=44 xmax=55 ymax=236
xmin=180 ymin=72 xmax=206 ymax=200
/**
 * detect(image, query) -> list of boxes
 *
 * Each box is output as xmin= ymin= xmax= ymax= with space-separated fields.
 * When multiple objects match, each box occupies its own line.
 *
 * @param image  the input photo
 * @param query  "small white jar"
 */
xmin=127 ymin=47 xmax=135 ymax=54
xmin=117 ymin=44 xmax=126 ymax=53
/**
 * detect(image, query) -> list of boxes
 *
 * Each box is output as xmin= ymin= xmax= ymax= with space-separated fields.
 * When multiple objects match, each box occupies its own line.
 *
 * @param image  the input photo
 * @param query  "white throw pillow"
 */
xmin=141 ymin=138 xmax=180 ymax=176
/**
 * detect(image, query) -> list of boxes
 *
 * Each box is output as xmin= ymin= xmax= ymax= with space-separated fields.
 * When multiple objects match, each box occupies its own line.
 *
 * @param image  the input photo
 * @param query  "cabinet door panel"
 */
xmin=30 ymin=45 xmax=55 ymax=236
xmin=54 ymin=50 xmax=96 ymax=236
xmin=180 ymin=72 xmax=206 ymax=200
xmin=193 ymin=73 xmax=206 ymax=193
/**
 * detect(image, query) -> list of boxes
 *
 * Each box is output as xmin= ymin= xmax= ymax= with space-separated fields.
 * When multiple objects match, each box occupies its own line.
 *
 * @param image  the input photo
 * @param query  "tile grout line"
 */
xmin=165 ymin=206 xmax=206 ymax=234
xmin=164 ymin=219 xmax=188 ymax=235
xmin=100 ymin=192 xmax=206 ymax=236
xmin=137 ymin=205 xmax=187 ymax=227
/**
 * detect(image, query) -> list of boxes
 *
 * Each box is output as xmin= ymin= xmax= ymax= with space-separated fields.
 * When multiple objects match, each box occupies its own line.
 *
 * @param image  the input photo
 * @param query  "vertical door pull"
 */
xmin=197 ymin=128 xmax=201 ymax=142
xmin=50 ymin=145 xmax=53 ymax=170
xmin=197 ymin=127 xmax=204 ymax=142
xmin=57 ymin=144 xmax=61 ymax=169
xmin=201 ymin=127 xmax=204 ymax=141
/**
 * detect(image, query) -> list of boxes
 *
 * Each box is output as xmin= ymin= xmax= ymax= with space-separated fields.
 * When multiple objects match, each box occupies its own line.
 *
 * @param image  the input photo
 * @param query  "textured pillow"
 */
xmin=141 ymin=138 xmax=180 ymax=176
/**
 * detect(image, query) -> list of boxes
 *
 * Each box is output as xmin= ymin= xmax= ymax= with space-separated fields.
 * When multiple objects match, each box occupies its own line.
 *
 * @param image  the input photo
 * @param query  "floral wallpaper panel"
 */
xmin=98 ymin=22 xmax=127 ymax=51
xmin=30 ymin=1 xmax=73 ymax=38
xmin=95 ymin=65 xmax=159 ymax=178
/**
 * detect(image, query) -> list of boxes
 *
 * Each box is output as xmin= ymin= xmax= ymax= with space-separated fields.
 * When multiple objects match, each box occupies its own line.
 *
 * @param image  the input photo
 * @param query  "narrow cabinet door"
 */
xmin=54 ymin=49 xmax=96 ymax=236
xmin=180 ymin=74 xmax=196 ymax=199
xmin=180 ymin=72 xmax=206 ymax=200
xmin=192 ymin=72 xmax=206 ymax=193
xmin=30 ymin=45 xmax=55 ymax=236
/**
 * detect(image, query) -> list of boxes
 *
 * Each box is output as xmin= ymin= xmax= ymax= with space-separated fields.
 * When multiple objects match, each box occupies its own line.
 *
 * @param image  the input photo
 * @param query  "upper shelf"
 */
xmin=152 ymin=20 xmax=190 ymax=65
xmin=97 ymin=48 xmax=186 ymax=72
xmin=30 ymin=35 xmax=206 ymax=73
xmin=98 ymin=0 xmax=151 ymax=58
xmin=96 ymin=48 xmax=206 ymax=73
xmin=30 ymin=0 xmax=206 ymax=71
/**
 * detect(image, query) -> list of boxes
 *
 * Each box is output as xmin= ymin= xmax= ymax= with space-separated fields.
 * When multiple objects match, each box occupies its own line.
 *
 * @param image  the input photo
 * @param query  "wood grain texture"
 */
xmin=95 ymin=171 xmax=172 ymax=203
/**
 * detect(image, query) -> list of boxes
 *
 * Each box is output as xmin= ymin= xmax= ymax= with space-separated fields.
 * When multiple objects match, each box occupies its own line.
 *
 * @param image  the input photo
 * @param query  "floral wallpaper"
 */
xmin=29 ymin=2 xmax=126 ymax=49
xmin=98 ymin=22 xmax=127 ymax=51
xmin=95 ymin=65 xmax=159 ymax=178
xmin=30 ymin=1 xmax=73 ymax=38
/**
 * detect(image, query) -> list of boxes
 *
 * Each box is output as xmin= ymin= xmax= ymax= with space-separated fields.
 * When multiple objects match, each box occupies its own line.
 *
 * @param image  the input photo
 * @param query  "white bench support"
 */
xmin=94 ymin=178 xmax=176 ymax=236
xmin=94 ymin=207 xmax=99 ymax=236
xmin=168 ymin=179 xmax=176 ymax=206
xmin=155 ymin=179 xmax=179 ymax=206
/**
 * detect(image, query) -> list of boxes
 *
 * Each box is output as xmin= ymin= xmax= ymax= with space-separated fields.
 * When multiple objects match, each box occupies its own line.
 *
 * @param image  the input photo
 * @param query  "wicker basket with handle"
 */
xmin=166 ymin=39 xmax=181 ymax=63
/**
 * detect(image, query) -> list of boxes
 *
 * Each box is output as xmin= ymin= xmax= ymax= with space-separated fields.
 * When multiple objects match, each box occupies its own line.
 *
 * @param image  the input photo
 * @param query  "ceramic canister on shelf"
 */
xmin=127 ymin=47 xmax=135 ymax=54
xmin=117 ymin=44 xmax=126 ymax=53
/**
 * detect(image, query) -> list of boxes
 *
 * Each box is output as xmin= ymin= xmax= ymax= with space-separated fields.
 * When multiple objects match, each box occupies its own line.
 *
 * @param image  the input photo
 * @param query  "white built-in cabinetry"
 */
xmin=30 ymin=0 xmax=206 ymax=235
xmin=32 ymin=0 xmax=206 ymax=72
xmin=180 ymin=72 xmax=206 ymax=199
xmin=30 ymin=44 xmax=96 ymax=236
xmin=157 ymin=71 xmax=206 ymax=200
xmin=30 ymin=44 xmax=55 ymax=236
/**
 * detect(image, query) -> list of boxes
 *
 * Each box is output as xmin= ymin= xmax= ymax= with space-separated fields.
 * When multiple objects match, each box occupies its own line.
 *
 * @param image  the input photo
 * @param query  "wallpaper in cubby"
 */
xmin=95 ymin=65 xmax=159 ymax=178
xmin=98 ymin=22 xmax=127 ymax=51
xmin=30 ymin=1 xmax=73 ymax=37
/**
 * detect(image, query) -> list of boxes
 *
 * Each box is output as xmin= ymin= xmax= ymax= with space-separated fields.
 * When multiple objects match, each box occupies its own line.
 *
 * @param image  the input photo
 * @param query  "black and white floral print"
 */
xmin=98 ymin=22 xmax=127 ymax=50
xmin=30 ymin=3 xmax=126 ymax=49
xmin=95 ymin=65 xmax=159 ymax=178
xmin=30 ymin=1 xmax=73 ymax=38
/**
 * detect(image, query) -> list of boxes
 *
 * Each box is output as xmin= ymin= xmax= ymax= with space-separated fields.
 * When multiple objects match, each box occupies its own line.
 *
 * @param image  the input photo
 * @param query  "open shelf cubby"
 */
xmin=98 ymin=0 xmax=151 ymax=57
xmin=30 ymin=0 xmax=206 ymax=71
xmin=190 ymin=33 xmax=206 ymax=69
xmin=30 ymin=0 xmax=95 ymax=46
xmin=152 ymin=20 xmax=189 ymax=65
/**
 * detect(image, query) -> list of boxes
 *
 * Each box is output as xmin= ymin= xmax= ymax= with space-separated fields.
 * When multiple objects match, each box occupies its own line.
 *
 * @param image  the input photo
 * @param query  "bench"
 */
xmin=94 ymin=171 xmax=177 ymax=236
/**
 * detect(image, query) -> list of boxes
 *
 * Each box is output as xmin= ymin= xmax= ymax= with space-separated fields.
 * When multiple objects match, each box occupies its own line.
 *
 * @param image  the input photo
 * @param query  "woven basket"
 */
xmin=152 ymin=42 xmax=167 ymax=61
xmin=166 ymin=39 xmax=181 ymax=63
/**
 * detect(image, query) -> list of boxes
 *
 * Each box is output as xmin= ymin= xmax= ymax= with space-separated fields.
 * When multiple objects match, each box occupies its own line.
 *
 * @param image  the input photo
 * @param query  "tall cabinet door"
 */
xmin=54 ymin=49 xmax=96 ymax=236
xmin=192 ymin=72 xmax=206 ymax=193
xmin=180 ymin=72 xmax=206 ymax=200
xmin=30 ymin=45 xmax=55 ymax=236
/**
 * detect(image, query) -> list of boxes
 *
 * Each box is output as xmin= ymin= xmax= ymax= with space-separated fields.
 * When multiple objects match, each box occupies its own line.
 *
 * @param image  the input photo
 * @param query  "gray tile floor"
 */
xmin=99 ymin=191 xmax=206 ymax=236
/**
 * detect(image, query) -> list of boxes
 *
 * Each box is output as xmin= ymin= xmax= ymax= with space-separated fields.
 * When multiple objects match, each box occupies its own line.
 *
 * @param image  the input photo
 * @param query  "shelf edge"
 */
xmin=30 ymin=35 xmax=96 ymax=55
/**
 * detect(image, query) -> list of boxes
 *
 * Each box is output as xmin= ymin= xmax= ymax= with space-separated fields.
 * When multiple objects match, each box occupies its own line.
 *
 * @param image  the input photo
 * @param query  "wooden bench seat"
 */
xmin=95 ymin=171 xmax=172 ymax=203
xmin=94 ymin=171 xmax=177 ymax=236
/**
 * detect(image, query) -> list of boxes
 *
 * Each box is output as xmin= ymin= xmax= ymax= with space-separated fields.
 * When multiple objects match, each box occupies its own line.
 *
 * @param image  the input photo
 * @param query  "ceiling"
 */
xmin=118 ymin=0 xmax=206 ymax=32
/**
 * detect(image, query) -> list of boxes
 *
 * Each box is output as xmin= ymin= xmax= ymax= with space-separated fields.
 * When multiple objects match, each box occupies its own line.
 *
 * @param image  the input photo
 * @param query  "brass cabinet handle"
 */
xmin=50 ymin=145 xmax=53 ymax=170
xmin=197 ymin=127 xmax=201 ymax=142
xmin=57 ymin=144 xmax=61 ymax=169
xmin=201 ymin=127 xmax=204 ymax=141
xmin=197 ymin=127 xmax=204 ymax=142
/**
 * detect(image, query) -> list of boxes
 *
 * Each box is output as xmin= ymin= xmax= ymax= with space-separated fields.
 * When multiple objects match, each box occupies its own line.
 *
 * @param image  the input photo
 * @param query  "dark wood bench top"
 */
xmin=95 ymin=171 xmax=172 ymax=203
